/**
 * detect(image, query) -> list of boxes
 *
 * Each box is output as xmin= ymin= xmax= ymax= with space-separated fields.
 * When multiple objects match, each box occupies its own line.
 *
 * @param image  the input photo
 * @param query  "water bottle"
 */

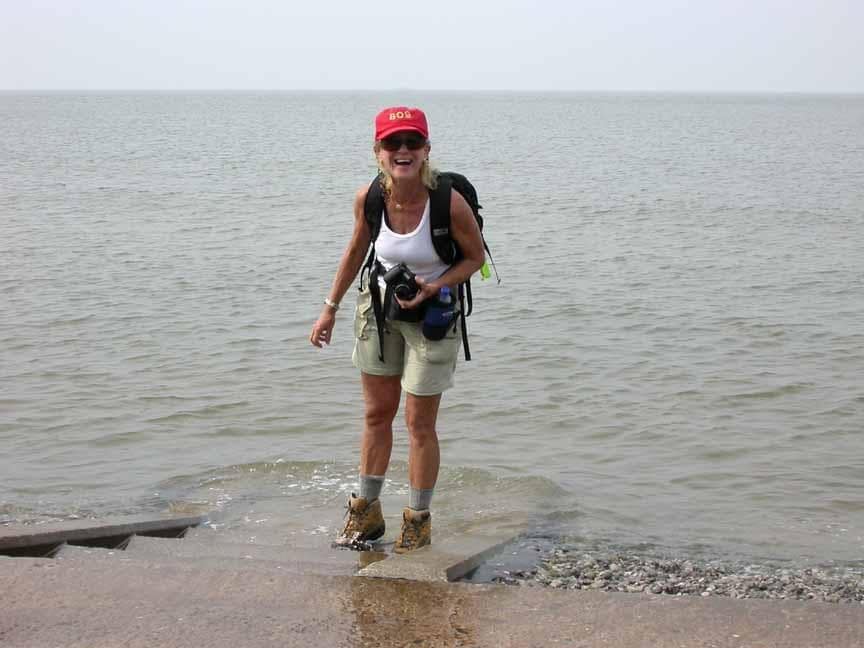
xmin=422 ymin=286 xmax=455 ymax=341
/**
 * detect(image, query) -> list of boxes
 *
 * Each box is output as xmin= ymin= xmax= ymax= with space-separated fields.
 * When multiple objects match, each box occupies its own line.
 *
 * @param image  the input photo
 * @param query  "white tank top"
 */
xmin=375 ymin=199 xmax=449 ymax=291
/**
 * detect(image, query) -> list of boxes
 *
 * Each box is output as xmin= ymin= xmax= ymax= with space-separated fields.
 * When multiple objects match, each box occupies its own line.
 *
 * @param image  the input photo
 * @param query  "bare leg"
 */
xmin=405 ymin=393 xmax=442 ymax=490
xmin=360 ymin=372 xmax=401 ymax=476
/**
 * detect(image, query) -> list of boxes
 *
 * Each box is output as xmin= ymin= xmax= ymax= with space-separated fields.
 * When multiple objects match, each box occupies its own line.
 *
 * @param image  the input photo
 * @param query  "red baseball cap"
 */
xmin=374 ymin=106 xmax=429 ymax=141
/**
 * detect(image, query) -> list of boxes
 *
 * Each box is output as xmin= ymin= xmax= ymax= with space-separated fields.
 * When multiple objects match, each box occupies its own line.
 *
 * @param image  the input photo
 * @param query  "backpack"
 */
xmin=360 ymin=171 xmax=497 ymax=362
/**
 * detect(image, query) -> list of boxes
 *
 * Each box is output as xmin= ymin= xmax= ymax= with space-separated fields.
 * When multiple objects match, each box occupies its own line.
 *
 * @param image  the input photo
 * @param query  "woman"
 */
xmin=309 ymin=106 xmax=485 ymax=553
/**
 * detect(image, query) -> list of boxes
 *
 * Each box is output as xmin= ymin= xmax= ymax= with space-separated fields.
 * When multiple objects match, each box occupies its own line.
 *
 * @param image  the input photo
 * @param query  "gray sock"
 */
xmin=409 ymin=487 xmax=434 ymax=511
xmin=359 ymin=474 xmax=385 ymax=502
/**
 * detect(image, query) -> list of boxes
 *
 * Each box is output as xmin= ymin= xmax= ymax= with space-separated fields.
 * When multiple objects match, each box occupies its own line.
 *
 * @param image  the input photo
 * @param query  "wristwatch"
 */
xmin=324 ymin=298 xmax=340 ymax=311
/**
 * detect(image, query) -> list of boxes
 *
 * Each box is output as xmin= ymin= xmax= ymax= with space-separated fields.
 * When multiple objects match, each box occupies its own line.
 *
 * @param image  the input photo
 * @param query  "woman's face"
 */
xmin=375 ymin=130 xmax=430 ymax=180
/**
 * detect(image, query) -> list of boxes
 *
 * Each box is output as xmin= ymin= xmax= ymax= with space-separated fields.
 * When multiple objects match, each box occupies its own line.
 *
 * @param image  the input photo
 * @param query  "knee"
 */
xmin=405 ymin=412 xmax=436 ymax=446
xmin=365 ymin=402 xmax=397 ymax=431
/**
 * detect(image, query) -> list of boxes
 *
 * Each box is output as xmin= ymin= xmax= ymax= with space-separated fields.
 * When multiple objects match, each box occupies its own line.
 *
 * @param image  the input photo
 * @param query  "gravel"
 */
xmin=496 ymin=545 xmax=864 ymax=604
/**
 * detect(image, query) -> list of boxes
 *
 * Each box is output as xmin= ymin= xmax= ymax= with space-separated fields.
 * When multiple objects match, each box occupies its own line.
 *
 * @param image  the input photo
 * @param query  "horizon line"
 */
xmin=2 ymin=88 xmax=863 ymax=96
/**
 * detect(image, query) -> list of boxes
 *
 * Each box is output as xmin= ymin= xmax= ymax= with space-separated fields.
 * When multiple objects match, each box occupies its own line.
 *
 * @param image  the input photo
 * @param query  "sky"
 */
xmin=1 ymin=0 xmax=862 ymax=92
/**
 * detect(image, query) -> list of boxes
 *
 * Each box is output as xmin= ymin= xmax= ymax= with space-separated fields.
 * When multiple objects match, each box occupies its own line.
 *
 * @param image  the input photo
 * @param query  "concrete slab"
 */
xmin=54 ymin=545 xmax=126 ymax=561
xmin=0 ymin=513 xmax=208 ymax=556
xmin=2 ymin=556 xmax=862 ymax=647
xmin=54 ymin=541 xmax=388 ymax=577
xmin=358 ymin=532 xmax=516 ymax=582
xmin=125 ymin=534 xmax=387 ymax=574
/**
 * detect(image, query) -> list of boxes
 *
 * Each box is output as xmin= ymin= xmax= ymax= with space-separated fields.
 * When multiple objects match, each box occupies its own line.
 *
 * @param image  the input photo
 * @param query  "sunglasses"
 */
xmin=379 ymin=133 xmax=427 ymax=152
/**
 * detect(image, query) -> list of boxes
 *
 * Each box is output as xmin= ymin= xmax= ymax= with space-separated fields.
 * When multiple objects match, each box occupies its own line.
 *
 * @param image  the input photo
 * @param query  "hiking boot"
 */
xmin=393 ymin=507 xmax=431 ymax=554
xmin=333 ymin=494 xmax=385 ymax=549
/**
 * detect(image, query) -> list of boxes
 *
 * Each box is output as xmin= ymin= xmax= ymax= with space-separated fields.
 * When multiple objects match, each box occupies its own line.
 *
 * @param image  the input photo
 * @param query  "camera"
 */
xmin=382 ymin=263 xmax=419 ymax=301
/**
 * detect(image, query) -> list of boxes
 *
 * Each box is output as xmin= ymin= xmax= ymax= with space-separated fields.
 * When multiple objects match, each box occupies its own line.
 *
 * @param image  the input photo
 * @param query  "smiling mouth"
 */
xmin=394 ymin=158 xmax=413 ymax=166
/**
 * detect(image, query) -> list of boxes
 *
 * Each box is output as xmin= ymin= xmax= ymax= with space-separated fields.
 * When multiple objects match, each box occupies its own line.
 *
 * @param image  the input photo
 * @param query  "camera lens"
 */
xmin=395 ymin=284 xmax=413 ymax=300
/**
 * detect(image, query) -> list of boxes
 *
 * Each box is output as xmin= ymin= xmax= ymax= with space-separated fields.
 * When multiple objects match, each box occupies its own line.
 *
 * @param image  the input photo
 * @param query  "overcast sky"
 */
xmin=1 ymin=0 xmax=862 ymax=92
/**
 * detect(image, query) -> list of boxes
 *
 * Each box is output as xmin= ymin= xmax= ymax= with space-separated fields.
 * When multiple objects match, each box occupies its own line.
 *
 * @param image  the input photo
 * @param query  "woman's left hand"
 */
xmin=396 ymin=277 xmax=439 ymax=311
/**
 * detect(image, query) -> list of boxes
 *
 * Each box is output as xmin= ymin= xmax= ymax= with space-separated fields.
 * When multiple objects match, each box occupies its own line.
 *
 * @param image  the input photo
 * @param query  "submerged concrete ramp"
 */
xmin=0 ymin=514 xmax=208 ymax=557
xmin=1 ymin=512 xmax=522 ymax=582
xmin=54 ymin=536 xmax=379 ymax=577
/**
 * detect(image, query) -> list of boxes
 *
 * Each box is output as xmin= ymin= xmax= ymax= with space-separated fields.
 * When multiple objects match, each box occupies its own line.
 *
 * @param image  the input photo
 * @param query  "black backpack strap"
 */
xmin=457 ymin=283 xmax=471 ymax=361
xmin=464 ymin=278 xmax=474 ymax=317
xmin=362 ymin=176 xmax=399 ymax=362
xmin=368 ymin=263 xmax=387 ymax=362
xmin=429 ymin=175 xmax=456 ymax=265
xmin=364 ymin=174 xmax=385 ymax=241
xmin=359 ymin=244 xmax=375 ymax=292
xmin=360 ymin=174 xmax=385 ymax=290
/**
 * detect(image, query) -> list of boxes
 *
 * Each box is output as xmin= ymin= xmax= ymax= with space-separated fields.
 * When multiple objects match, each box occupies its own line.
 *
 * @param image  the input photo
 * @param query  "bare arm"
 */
xmin=397 ymin=189 xmax=485 ymax=309
xmin=309 ymin=188 xmax=372 ymax=347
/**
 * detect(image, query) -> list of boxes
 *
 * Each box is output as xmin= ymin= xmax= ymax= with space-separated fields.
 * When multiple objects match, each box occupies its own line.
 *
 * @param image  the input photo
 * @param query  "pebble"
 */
xmin=497 ymin=546 xmax=864 ymax=604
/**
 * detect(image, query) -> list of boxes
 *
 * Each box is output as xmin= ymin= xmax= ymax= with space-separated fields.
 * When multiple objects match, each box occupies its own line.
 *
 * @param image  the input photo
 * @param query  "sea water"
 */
xmin=2 ymin=91 xmax=863 ymax=565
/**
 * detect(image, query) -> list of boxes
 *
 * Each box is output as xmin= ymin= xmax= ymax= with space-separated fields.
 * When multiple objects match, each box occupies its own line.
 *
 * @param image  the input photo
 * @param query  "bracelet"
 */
xmin=323 ymin=298 xmax=340 ymax=311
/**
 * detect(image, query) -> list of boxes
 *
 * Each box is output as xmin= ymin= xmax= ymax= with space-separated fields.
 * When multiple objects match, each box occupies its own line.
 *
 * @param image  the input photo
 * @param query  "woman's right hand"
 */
xmin=310 ymin=308 xmax=336 ymax=347
xmin=310 ymin=186 xmax=372 ymax=349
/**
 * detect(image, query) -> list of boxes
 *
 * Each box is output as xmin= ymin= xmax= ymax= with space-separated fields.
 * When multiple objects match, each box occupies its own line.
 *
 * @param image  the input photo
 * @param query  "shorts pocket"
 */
xmin=422 ymin=323 xmax=460 ymax=364
xmin=354 ymin=291 xmax=374 ymax=340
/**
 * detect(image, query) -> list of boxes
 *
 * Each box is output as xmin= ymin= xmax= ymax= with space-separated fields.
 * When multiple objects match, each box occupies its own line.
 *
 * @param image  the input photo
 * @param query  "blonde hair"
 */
xmin=374 ymin=144 xmax=439 ymax=197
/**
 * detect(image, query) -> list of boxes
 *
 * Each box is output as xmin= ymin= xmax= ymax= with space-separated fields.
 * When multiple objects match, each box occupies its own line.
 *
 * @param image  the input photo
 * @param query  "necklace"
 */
xmin=390 ymin=186 xmax=423 ymax=211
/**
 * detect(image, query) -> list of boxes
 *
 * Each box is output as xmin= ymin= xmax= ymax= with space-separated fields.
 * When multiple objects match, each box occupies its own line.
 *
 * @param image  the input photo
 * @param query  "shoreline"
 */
xmin=492 ymin=541 xmax=864 ymax=605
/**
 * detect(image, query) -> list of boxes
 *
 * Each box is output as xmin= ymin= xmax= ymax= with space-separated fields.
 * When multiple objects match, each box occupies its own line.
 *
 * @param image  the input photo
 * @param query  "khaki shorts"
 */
xmin=351 ymin=288 xmax=461 ymax=396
